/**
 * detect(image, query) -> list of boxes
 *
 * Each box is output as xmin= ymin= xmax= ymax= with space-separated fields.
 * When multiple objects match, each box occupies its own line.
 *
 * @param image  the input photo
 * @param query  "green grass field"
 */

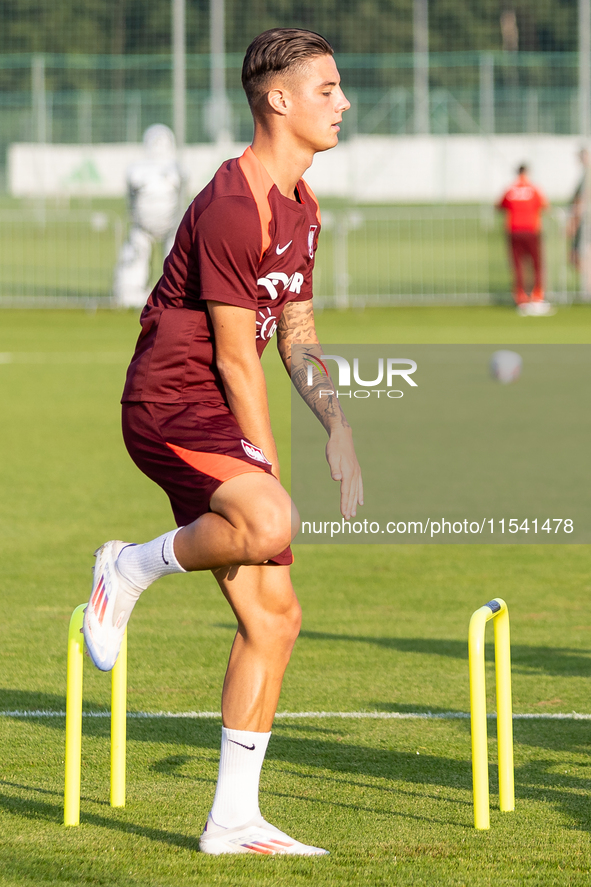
xmin=1 ymin=306 xmax=591 ymax=885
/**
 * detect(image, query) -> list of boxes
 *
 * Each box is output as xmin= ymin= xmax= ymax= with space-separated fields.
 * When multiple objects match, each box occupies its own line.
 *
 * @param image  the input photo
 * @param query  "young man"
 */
xmin=83 ymin=29 xmax=362 ymax=856
xmin=496 ymin=164 xmax=550 ymax=316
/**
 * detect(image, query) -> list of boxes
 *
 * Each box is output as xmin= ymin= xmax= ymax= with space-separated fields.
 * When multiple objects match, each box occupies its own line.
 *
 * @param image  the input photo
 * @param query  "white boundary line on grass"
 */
xmin=1 ymin=710 xmax=591 ymax=721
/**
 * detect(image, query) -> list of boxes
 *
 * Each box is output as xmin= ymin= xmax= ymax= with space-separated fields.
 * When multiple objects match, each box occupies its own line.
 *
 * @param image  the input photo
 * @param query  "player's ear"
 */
xmin=267 ymin=87 xmax=289 ymax=117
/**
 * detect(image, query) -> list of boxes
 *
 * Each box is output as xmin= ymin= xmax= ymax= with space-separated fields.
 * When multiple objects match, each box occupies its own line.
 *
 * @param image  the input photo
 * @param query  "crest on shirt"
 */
xmin=255 ymin=307 xmax=278 ymax=341
xmin=308 ymin=225 xmax=318 ymax=259
xmin=241 ymin=440 xmax=271 ymax=464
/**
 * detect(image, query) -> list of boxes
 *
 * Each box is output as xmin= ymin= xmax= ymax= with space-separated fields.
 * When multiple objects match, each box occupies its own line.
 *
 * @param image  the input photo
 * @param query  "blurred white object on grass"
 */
xmin=490 ymin=350 xmax=522 ymax=384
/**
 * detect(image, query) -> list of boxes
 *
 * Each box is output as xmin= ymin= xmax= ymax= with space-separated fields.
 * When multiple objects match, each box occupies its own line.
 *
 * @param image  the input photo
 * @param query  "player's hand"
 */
xmin=325 ymin=427 xmax=363 ymax=520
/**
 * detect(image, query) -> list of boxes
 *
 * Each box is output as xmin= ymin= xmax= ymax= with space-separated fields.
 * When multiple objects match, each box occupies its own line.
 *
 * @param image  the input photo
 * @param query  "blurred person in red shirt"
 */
xmin=497 ymin=164 xmax=550 ymax=315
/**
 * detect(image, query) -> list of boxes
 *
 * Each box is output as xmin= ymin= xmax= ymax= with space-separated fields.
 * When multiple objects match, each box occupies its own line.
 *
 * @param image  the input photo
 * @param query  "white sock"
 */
xmin=112 ymin=529 xmax=186 ymax=627
xmin=210 ymin=727 xmax=271 ymax=829
xmin=116 ymin=528 xmax=186 ymax=592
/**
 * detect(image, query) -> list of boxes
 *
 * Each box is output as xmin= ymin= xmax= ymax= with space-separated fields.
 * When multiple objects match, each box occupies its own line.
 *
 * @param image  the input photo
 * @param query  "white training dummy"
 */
xmin=113 ymin=124 xmax=185 ymax=308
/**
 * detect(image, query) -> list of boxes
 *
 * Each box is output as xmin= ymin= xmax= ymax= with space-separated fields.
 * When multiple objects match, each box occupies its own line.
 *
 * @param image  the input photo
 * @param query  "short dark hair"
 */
xmin=242 ymin=28 xmax=334 ymax=110
xmin=518 ymin=164 xmax=528 ymax=174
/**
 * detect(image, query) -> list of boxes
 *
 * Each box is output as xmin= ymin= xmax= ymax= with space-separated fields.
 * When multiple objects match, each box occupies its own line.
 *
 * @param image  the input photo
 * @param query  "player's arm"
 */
xmin=207 ymin=301 xmax=280 ymax=480
xmin=277 ymin=299 xmax=363 ymax=520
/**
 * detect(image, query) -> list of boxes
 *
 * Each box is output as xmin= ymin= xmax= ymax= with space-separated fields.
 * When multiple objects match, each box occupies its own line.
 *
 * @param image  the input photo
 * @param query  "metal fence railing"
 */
xmin=0 ymin=51 xmax=589 ymax=152
xmin=312 ymin=206 xmax=573 ymax=308
xmin=0 ymin=206 xmax=122 ymax=307
xmin=0 ymin=201 xmax=576 ymax=308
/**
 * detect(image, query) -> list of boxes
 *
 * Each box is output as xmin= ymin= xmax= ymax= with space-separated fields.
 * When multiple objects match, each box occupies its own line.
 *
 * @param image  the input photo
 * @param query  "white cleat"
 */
xmin=528 ymin=300 xmax=556 ymax=316
xmin=517 ymin=300 xmax=556 ymax=317
xmin=199 ymin=814 xmax=329 ymax=856
xmin=83 ymin=540 xmax=135 ymax=672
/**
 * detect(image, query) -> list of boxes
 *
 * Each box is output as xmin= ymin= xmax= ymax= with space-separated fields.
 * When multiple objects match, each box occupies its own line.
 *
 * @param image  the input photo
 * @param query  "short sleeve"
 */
xmin=194 ymin=196 xmax=262 ymax=310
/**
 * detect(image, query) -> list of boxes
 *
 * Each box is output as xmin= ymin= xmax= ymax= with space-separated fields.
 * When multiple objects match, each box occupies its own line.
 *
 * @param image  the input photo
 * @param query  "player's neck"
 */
xmin=250 ymin=131 xmax=313 ymax=201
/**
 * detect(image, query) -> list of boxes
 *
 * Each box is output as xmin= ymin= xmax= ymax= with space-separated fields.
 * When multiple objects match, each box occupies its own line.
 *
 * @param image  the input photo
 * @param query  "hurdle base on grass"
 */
xmin=64 ymin=603 xmax=127 ymax=826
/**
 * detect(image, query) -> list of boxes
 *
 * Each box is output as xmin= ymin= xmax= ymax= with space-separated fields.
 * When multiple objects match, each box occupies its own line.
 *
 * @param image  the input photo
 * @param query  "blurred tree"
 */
xmin=0 ymin=0 xmax=580 ymax=56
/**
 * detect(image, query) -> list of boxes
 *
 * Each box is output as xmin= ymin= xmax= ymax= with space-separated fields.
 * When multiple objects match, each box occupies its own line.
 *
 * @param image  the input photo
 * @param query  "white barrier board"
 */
xmin=8 ymin=135 xmax=586 ymax=203
xmin=7 ymin=142 xmax=249 ymax=199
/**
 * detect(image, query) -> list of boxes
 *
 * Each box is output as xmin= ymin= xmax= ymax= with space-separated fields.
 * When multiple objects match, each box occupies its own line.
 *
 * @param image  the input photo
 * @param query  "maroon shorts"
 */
xmin=122 ymin=401 xmax=293 ymax=566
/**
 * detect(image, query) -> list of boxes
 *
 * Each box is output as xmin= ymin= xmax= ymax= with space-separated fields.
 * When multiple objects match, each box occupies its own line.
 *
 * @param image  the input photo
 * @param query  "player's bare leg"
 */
xmin=83 ymin=472 xmax=295 ymax=670
xmin=174 ymin=473 xmax=296 ymax=571
xmin=214 ymin=563 xmax=301 ymax=732
xmin=199 ymin=563 xmax=327 ymax=855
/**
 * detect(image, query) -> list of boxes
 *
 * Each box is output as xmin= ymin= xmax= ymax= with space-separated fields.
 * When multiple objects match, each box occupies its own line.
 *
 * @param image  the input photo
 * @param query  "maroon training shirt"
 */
xmin=122 ymin=146 xmax=320 ymax=405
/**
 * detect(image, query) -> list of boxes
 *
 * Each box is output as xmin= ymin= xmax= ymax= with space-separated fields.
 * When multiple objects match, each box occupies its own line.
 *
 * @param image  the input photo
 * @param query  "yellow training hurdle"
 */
xmin=64 ymin=603 xmax=127 ymax=826
xmin=469 ymin=597 xmax=514 ymax=830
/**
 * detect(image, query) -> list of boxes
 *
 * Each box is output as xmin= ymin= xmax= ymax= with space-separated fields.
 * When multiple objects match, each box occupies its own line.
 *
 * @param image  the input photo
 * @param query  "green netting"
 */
xmin=0 ymin=50 xmax=586 ymax=162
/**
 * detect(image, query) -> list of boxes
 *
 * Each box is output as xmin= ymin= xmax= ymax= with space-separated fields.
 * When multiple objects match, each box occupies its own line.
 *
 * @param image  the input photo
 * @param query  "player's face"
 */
xmin=287 ymin=55 xmax=350 ymax=152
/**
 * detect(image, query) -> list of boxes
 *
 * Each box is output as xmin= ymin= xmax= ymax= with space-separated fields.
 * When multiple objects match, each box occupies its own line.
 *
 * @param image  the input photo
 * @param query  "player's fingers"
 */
xmin=345 ymin=474 xmax=357 ymax=519
xmin=344 ymin=466 xmax=359 ymax=520
xmin=327 ymin=449 xmax=342 ymax=481
xmin=357 ymin=473 xmax=364 ymax=506
xmin=339 ymin=469 xmax=354 ymax=519
xmin=332 ymin=454 xmax=345 ymax=481
xmin=339 ymin=478 xmax=349 ymax=518
xmin=351 ymin=473 xmax=361 ymax=516
xmin=343 ymin=460 xmax=362 ymax=515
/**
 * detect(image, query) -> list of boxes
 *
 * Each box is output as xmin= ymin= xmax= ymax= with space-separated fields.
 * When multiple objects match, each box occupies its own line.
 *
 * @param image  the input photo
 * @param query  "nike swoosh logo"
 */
xmin=275 ymin=240 xmax=292 ymax=255
xmin=229 ymin=740 xmax=256 ymax=751
xmin=161 ymin=540 xmax=169 ymax=565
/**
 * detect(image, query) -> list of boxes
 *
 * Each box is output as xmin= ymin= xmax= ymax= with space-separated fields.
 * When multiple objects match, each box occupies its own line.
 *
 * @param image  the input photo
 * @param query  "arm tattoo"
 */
xmin=277 ymin=302 xmax=350 ymax=434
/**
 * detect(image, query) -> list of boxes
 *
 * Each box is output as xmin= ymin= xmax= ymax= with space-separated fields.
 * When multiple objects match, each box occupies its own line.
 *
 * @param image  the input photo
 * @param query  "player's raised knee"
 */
xmin=245 ymin=512 xmax=293 ymax=563
xmin=236 ymin=489 xmax=293 ymax=562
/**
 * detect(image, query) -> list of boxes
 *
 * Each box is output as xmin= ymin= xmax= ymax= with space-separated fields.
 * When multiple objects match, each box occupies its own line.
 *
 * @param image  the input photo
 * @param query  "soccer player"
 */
xmin=83 ymin=29 xmax=362 ymax=856
xmin=496 ymin=164 xmax=550 ymax=316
